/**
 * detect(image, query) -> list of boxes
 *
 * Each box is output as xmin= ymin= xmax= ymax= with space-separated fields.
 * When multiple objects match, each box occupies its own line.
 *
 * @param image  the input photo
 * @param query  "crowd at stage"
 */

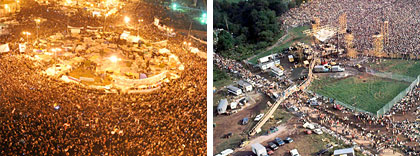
xmin=281 ymin=0 xmax=420 ymax=55
xmin=0 ymin=0 xmax=207 ymax=155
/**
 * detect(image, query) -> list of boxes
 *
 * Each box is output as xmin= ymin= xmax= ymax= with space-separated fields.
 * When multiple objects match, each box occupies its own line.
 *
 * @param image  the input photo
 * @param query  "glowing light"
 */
xmin=124 ymin=16 xmax=130 ymax=23
xmin=22 ymin=32 xmax=31 ymax=35
xmin=109 ymin=56 xmax=119 ymax=63
xmin=172 ymin=3 xmax=177 ymax=10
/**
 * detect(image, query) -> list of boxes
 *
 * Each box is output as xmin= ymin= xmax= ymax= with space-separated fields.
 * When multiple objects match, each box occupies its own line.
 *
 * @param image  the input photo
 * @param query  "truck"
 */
xmin=331 ymin=65 xmax=345 ymax=72
xmin=251 ymin=143 xmax=268 ymax=156
xmin=314 ymin=65 xmax=330 ymax=73
xmin=288 ymin=55 xmax=294 ymax=62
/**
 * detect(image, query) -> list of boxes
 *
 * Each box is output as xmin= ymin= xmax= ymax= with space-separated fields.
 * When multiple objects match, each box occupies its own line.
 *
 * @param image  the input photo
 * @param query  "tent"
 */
xmin=0 ymin=43 xmax=10 ymax=53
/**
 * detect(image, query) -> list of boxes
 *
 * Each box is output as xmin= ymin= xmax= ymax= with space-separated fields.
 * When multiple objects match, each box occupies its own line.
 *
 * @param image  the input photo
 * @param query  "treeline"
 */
xmin=214 ymin=0 xmax=306 ymax=60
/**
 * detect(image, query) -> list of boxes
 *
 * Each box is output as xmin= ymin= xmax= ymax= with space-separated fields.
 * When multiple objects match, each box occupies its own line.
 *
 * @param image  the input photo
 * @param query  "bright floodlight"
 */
xmin=124 ymin=16 xmax=130 ymax=23
xmin=109 ymin=56 xmax=119 ymax=63
xmin=172 ymin=3 xmax=177 ymax=10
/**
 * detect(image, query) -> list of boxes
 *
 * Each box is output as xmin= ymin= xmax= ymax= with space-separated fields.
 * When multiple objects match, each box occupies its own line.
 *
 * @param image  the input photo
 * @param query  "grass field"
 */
xmin=214 ymin=66 xmax=235 ymax=88
xmin=310 ymin=75 xmax=410 ymax=113
xmin=249 ymin=25 xmax=310 ymax=64
xmin=369 ymin=59 xmax=420 ymax=78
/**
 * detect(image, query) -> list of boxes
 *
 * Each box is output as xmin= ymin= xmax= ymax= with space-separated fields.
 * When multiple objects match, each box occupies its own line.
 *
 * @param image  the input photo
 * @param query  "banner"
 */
xmin=154 ymin=18 xmax=159 ymax=26
xmin=19 ymin=43 xmax=26 ymax=52
xmin=0 ymin=43 xmax=10 ymax=53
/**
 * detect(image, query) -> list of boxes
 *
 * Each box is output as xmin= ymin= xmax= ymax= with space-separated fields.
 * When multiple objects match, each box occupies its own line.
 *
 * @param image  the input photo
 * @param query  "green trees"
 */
xmin=214 ymin=0 xmax=298 ymax=60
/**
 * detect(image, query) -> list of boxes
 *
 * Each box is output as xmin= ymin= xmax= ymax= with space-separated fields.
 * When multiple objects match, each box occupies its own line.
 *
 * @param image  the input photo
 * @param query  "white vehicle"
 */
xmin=290 ymin=149 xmax=301 ymax=156
xmin=251 ymin=143 xmax=268 ymax=156
xmin=216 ymin=149 xmax=234 ymax=156
xmin=314 ymin=65 xmax=330 ymax=73
xmin=313 ymin=129 xmax=323 ymax=135
xmin=227 ymin=85 xmax=242 ymax=96
xmin=331 ymin=65 xmax=345 ymax=72
xmin=303 ymin=122 xmax=315 ymax=130
xmin=254 ymin=114 xmax=264 ymax=121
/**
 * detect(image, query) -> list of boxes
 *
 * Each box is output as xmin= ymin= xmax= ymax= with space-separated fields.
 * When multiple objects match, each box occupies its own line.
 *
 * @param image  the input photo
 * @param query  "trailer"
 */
xmin=227 ymin=85 xmax=242 ymax=96
xmin=314 ymin=65 xmax=330 ymax=73
xmin=251 ymin=143 xmax=268 ymax=156
xmin=331 ymin=65 xmax=345 ymax=72
xmin=217 ymin=99 xmax=228 ymax=114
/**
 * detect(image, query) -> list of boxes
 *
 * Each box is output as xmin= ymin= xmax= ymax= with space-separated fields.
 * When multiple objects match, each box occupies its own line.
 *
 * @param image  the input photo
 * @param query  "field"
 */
xmin=249 ymin=25 xmax=310 ymax=64
xmin=369 ymin=59 xmax=420 ymax=78
xmin=310 ymin=75 xmax=410 ymax=113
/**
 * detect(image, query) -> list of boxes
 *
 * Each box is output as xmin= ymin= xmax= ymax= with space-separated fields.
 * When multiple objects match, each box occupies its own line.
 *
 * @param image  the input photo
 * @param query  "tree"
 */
xmin=216 ymin=30 xmax=234 ymax=52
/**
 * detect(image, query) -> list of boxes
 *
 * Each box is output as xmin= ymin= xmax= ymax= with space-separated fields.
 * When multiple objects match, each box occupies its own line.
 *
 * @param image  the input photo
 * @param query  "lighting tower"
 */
xmin=372 ymin=33 xmax=384 ymax=58
xmin=381 ymin=21 xmax=389 ymax=48
xmin=339 ymin=13 xmax=347 ymax=34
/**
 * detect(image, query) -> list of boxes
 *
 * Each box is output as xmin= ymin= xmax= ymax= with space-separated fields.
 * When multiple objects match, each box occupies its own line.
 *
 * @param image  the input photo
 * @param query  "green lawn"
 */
xmin=215 ymin=133 xmax=244 ymax=154
xmin=249 ymin=25 xmax=310 ymax=64
xmin=369 ymin=59 xmax=420 ymax=78
xmin=214 ymin=66 xmax=235 ymax=88
xmin=310 ymin=76 xmax=409 ymax=113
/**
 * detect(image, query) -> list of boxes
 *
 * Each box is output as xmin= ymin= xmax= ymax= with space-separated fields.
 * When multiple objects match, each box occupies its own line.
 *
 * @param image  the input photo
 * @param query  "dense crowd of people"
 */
xmin=0 ymin=0 xmax=207 ymax=155
xmin=280 ymin=0 xmax=420 ymax=55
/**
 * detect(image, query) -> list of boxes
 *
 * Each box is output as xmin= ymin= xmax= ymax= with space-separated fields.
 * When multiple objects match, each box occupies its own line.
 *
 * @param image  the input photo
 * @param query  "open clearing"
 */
xmin=310 ymin=74 xmax=409 ymax=113
xmin=249 ymin=25 xmax=310 ymax=64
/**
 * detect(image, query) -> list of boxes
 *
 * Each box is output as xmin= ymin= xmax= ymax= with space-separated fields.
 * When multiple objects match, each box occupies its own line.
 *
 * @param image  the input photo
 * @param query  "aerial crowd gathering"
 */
xmin=0 ymin=0 xmax=207 ymax=155
xmin=216 ymin=52 xmax=420 ymax=155
xmin=281 ymin=0 xmax=420 ymax=56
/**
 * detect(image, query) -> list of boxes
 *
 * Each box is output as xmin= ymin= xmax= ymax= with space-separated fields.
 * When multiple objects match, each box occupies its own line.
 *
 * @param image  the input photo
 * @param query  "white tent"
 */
xmin=0 ymin=43 xmax=10 ymax=53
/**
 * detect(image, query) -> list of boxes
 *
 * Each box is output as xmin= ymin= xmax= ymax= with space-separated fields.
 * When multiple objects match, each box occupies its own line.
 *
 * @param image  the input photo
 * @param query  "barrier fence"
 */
xmin=306 ymin=90 xmax=374 ymax=115
xmin=308 ymin=75 xmax=420 ymax=117
xmin=366 ymin=68 xmax=415 ymax=82
xmin=376 ymin=75 xmax=420 ymax=117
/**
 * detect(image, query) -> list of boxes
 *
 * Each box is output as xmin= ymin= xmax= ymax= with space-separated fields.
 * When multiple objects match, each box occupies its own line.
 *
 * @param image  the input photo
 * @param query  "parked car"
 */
xmin=313 ymin=129 xmax=323 ymax=135
xmin=316 ymin=148 xmax=329 ymax=156
xmin=274 ymin=137 xmax=285 ymax=146
xmin=254 ymin=114 xmax=264 ymax=121
xmin=303 ymin=122 xmax=315 ymax=130
xmin=241 ymin=117 xmax=249 ymax=125
xmin=333 ymin=104 xmax=343 ymax=110
xmin=284 ymin=137 xmax=293 ymax=143
xmin=223 ymin=132 xmax=233 ymax=139
xmin=266 ymin=148 xmax=274 ymax=155
xmin=290 ymin=149 xmax=301 ymax=156
xmin=269 ymin=127 xmax=278 ymax=133
xmin=268 ymin=142 xmax=278 ymax=150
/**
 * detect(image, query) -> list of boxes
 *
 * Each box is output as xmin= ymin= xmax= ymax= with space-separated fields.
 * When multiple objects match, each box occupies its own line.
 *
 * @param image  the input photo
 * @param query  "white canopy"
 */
xmin=0 ymin=43 xmax=10 ymax=53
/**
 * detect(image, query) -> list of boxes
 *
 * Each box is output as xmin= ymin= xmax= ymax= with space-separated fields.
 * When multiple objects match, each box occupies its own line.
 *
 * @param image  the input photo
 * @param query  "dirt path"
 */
xmin=235 ymin=124 xmax=290 ymax=152
xmin=245 ymin=30 xmax=291 ymax=63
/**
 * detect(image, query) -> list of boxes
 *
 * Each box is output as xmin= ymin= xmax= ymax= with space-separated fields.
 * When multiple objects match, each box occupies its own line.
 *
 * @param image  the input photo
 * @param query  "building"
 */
xmin=0 ymin=0 xmax=20 ymax=17
xmin=217 ymin=99 xmax=228 ymax=115
xmin=271 ymin=66 xmax=284 ymax=77
xmin=333 ymin=148 xmax=355 ymax=156
xmin=238 ymin=80 xmax=252 ymax=92
xmin=227 ymin=85 xmax=242 ymax=96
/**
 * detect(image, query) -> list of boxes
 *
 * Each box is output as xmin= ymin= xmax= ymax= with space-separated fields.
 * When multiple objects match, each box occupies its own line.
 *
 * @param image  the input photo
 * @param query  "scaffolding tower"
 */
xmin=339 ymin=13 xmax=347 ymax=34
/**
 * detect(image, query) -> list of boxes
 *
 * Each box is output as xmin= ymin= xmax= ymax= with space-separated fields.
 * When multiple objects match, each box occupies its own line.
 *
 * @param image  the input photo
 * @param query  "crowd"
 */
xmin=280 ymin=0 xmax=420 ymax=55
xmin=0 ymin=0 xmax=207 ymax=155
